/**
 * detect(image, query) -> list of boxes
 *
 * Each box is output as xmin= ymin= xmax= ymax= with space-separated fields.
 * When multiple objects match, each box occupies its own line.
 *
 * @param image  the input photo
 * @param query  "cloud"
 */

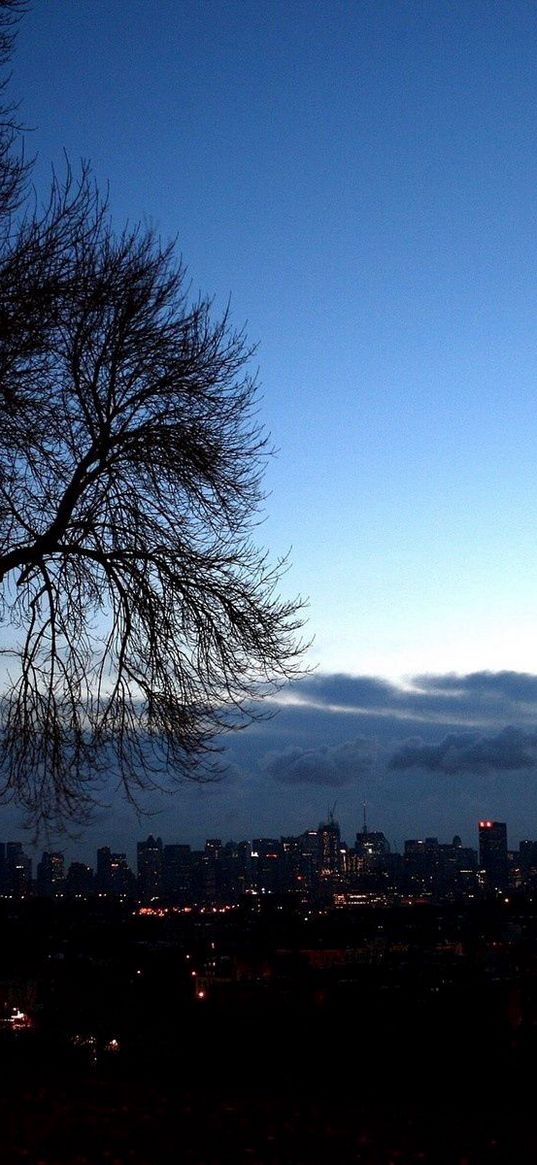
xmin=292 ymin=674 xmax=396 ymax=710
xmin=281 ymin=669 xmax=537 ymax=731
xmin=389 ymin=726 xmax=537 ymax=775
xmin=414 ymin=671 xmax=537 ymax=701
xmin=16 ymin=668 xmax=537 ymax=860
xmin=262 ymin=738 xmax=378 ymax=787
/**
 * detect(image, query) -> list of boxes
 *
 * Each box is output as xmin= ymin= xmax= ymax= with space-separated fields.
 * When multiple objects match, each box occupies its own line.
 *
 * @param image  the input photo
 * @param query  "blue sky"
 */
xmin=7 ymin=1 xmax=537 ymax=858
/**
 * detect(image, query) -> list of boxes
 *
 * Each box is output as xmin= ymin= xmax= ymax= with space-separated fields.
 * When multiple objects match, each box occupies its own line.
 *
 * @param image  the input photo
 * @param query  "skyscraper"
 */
xmin=478 ymin=820 xmax=508 ymax=892
xmin=5 ymin=842 xmax=31 ymax=897
xmin=96 ymin=847 xmax=133 ymax=895
xmin=318 ymin=815 xmax=341 ymax=880
xmin=355 ymin=830 xmax=390 ymax=867
xmin=137 ymin=835 xmax=163 ymax=901
xmin=36 ymin=851 xmax=65 ymax=897
xmin=162 ymin=844 xmax=193 ymax=903
xmin=251 ymin=839 xmax=283 ymax=893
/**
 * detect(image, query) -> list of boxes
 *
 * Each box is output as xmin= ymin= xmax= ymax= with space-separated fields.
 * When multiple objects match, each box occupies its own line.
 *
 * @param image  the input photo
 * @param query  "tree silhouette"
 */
xmin=0 ymin=1 xmax=27 ymax=218
xmin=0 ymin=4 xmax=306 ymax=829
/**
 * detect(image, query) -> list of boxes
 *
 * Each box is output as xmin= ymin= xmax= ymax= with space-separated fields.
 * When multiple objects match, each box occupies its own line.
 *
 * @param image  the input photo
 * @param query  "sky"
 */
xmin=5 ymin=0 xmax=537 ymax=860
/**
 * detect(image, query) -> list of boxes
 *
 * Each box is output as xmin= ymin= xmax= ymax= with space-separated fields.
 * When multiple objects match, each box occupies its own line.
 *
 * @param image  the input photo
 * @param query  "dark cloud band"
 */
xmin=390 ymin=727 xmax=537 ymax=776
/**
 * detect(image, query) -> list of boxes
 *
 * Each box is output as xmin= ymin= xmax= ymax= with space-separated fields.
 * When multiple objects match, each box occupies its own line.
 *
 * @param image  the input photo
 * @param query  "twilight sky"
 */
xmin=6 ymin=1 xmax=537 ymax=859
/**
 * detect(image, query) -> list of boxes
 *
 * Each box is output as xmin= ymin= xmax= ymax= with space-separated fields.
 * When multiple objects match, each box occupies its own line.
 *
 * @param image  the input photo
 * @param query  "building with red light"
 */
xmin=478 ymin=820 xmax=508 ymax=892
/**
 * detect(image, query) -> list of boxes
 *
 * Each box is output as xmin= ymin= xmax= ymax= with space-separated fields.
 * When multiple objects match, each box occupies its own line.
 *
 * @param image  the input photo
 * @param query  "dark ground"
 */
xmin=0 ymin=998 xmax=534 ymax=1164
xmin=0 ymin=896 xmax=535 ymax=1162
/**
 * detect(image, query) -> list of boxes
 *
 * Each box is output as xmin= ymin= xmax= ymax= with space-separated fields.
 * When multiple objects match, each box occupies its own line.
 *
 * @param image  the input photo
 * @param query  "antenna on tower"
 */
xmin=363 ymin=801 xmax=368 ymax=836
xmin=328 ymin=801 xmax=337 ymax=824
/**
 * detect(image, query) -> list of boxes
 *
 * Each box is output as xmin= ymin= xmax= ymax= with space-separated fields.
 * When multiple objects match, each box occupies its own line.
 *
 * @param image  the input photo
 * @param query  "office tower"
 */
xmin=36 ymin=851 xmax=65 ymax=896
xmin=137 ymin=835 xmax=163 ymax=901
xmin=162 ymin=844 xmax=193 ymax=903
xmin=204 ymin=839 xmax=223 ymax=860
xmin=96 ymin=846 xmax=112 ymax=892
xmin=200 ymin=839 xmax=222 ymax=902
xmin=437 ymin=836 xmax=477 ymax=895
xmin=519 ymin=840 xmax=537 ymax=871
xmin=5 ymin=842 xmax=32 ymax=897
xmin=65 ymin=862 xmax=94 ymax=896
xmin=355 ymin=830 xmax=390 ymax=867
xmin=96 ymin=846 xmax=133 ymax=895
xmin=318 ymin=815 xmax=341 ymax=878
xmin=404 ymin=838 xmax=441 ymax=894
xmin=299 ymin=829 xmax=321 ymax=890
xmin=251 ymin=839 xmax=283 ymax=893
xmin=519 ymin=840 xmax=537 ymax=889
xmin=478 ymin=820 xmax=508 ymax=891
xmin=108 ymin=852 xmax=132 ymax=895
xmin=281 ymin=835 xmax=306 ymax=893
xmin=219 ymin=841 xmax=252 ymax=899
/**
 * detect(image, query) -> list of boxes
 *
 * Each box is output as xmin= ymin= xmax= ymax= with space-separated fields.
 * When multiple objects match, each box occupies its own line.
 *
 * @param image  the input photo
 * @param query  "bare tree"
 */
xmin=0 ymin=0 xmax=27 ymax=220
xmin=0 ymin=20 xmax=306 ymax=830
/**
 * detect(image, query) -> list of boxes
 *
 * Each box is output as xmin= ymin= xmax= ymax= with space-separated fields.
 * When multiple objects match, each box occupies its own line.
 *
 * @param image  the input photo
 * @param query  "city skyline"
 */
xmin=0 ymin=806 xmax=532 ymax=872
xmin=3 ymin=6 xmax=537 ymax=1161
xmin=1 ymin=814 xmax=532 ymax=906
xmin=0 ymin=667 xmax=536 ymax=863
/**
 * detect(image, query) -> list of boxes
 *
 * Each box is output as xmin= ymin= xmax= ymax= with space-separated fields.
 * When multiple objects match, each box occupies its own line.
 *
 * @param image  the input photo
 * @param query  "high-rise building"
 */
xmin=300 ymin=830 xmax=321 ymax=888
xmin=204 ymin=839 xmax=223 ymax=860
xmin=219 ymin=841 xmax=251 ymax=900
xmin=318 ymin=817 xmax=341 ymax=878
xmin=404 ymin=837 xmax=441 ymax=894
xmin=65 ymin=862 xmax=94 ymax=896
xmin=519 ymin=839 xmax=537 ymax=871
xmin=478 ymin=820 xmax=508 ymax=891
xmin=251 ymin=839 xmax=283 ymax=893
xmin=162 ymin=844 xmax=193 ymax=903
xmin=36 ymin=851 xmax=65 ymax=897
xmin=438 ymin=836 xmax=477 ymax=894
xmin=519 ymin=840 xmax=537 ymax=889
xmin=355 ymin=830 xmax=390 ymax=867
xmin=137 ymin=835 xmax=163 ymax=901
xmin=5 ymin=842 xmax=31 ymax=897
xmin=96 ymin=846 xmax=112 ymax=892
xmin=96 ymin=846 xmax=133 ymax=895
